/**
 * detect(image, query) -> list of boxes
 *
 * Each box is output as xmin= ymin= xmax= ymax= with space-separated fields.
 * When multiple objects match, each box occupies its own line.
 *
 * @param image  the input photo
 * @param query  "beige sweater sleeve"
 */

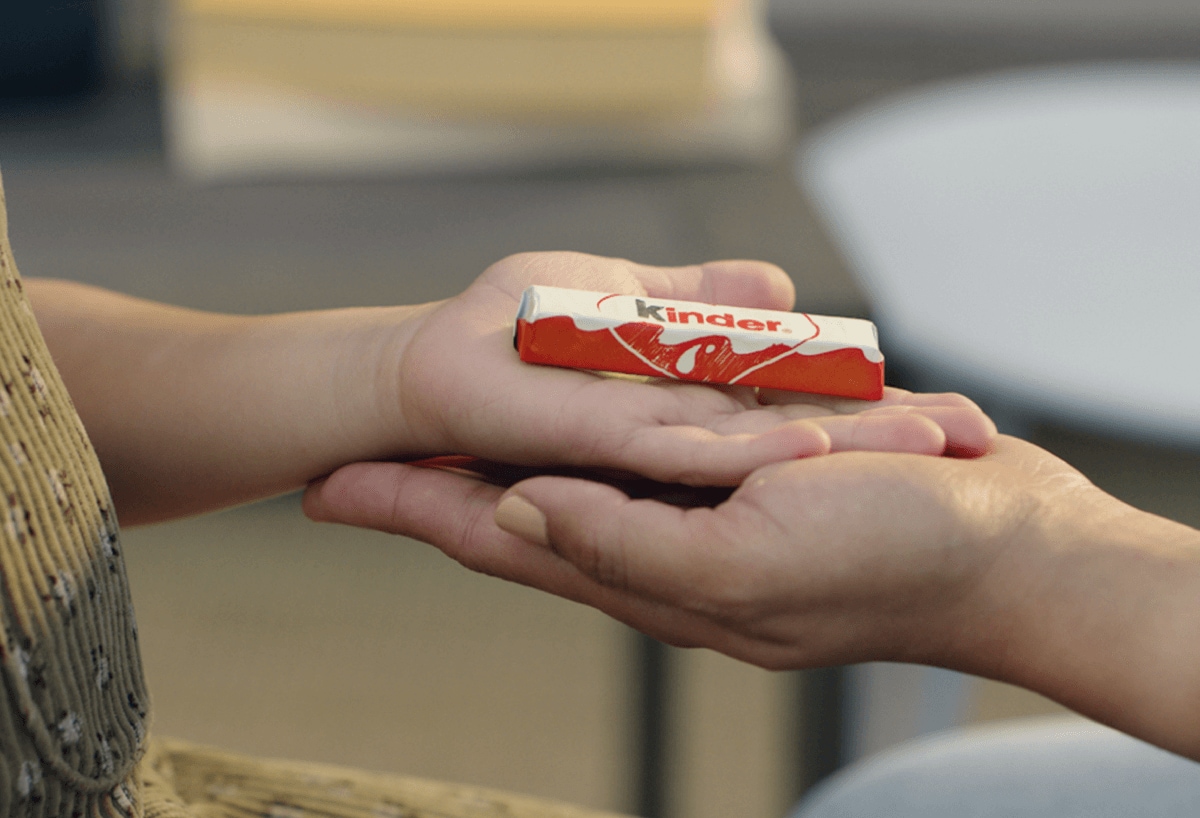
xmin=0 ymin=171 xmax=149 ymax=817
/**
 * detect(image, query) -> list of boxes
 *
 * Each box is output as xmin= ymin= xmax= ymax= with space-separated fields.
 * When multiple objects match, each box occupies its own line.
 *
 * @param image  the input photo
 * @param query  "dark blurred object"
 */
xmin=0 ymin=1 xmax=106 ymax=100
xmin=410 ymin=456 xmax=736 ymax=509
xmin=797 ymin=667 xmax=845 ymax=795
xmin=634 ymin=633 xmax=670 ymax=818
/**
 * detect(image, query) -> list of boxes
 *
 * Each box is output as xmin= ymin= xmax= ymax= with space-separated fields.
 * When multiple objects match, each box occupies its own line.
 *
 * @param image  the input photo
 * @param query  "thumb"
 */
xmin=493 ymin=476 xmax=724 ymax=603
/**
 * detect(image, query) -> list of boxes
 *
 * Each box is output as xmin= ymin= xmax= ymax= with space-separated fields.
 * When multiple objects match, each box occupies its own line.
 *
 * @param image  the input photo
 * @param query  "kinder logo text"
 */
xmin=634 ymin=299 xmax=788 ymax=333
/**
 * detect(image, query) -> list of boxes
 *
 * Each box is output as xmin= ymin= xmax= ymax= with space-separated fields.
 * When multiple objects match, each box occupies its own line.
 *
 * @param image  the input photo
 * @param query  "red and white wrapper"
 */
xmin=514 ymin=286 xmax=884 ymax=400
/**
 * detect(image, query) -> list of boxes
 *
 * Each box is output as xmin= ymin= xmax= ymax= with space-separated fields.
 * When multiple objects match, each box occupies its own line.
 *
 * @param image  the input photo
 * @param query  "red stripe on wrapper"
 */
xmin=517 ymin=316 xmax=664 ymax=378
xmin=745 ymin=346 xmax=883 ymax=400
xmin=515 ymin=315 xmax=884 ymax=400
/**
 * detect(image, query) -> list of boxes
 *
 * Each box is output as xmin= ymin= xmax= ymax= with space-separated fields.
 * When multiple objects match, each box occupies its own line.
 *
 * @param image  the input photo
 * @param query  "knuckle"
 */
xmin=631 ymin=437 xmax=718 ymax=487
xmin=696 ymin=569 xmax=771 ymax=627
xmin=545 ymin=501 xmax=622 ymax=588
xmin=938 ymin=392 xmax=978 ymax=409
xmin=676 ymin=517 xmax=770 ymax=625
xmin=572 ymin=520 xmax=631 ymax=591
xmin=488 ymin=250 xmax=544 ymax=271
xmin=558 ymin=384 xmax=618 ymax=463
xmin=487 ymin=251 xmax=602 ymax=286
xmin=448 ymin=485 xmax=503 ymax=572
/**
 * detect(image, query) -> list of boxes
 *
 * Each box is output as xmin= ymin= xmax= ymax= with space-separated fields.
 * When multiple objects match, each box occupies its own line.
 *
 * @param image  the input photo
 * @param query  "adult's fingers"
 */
xmin=304 ymin=461 xmax=596 ymax=593
xmin=304 ymin=462 xmax=744 ymax=649
xmin=303 ymin=460 xmax=685 ymax=608
xmin=496 ymin=474 xmax=752 ymax=615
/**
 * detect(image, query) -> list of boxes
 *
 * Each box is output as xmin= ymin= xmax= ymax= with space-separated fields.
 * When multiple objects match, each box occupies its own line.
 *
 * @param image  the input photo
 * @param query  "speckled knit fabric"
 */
xmin=0 ymin=173 xmax=148 ymax=817
xmin=0 ymin=172 xmax=628 ymax=818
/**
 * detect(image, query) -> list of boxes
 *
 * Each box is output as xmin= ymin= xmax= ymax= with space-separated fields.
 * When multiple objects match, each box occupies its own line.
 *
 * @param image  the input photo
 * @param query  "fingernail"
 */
xmin=494 ymin=495 xmax=549 ymax=547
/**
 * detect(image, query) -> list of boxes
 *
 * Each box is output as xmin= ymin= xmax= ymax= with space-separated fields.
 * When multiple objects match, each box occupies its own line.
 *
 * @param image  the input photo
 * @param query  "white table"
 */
xmin=797 ymin=62 xmax=1200 ymax=757
xmin=799 ymin=63 xmax=1200 ymax=447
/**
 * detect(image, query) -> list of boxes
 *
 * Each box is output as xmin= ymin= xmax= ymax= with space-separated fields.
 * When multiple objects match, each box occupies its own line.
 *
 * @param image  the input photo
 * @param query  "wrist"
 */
xmin=122 ymin=301 xmax=437 ymax=518
xmin=27 ymin=278 xmax=449 ymax=521
xmin=264 ymin=300 xmax=441 ymax=466
xmin=964 ymin=483 xmax=1200 ymax=754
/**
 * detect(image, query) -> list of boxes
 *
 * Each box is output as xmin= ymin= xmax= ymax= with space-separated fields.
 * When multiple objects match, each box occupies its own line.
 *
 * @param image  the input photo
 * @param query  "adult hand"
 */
xmin=305 ymin=435 xmax=1200 ymax=761
xmin=309 ymin=436 xmax=1064 ymax=666
xmin=377 ymin=251 xmax=996 ymax=487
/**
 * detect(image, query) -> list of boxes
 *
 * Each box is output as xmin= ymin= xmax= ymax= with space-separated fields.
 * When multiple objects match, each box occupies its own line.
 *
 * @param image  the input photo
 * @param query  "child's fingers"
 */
xmin=555 ymin=384 xmax=991 ymax=485
xmin=877 ymin=405 xmax=996 ymax=456
xmin=758 ymin=387 xmax=982 ymax=412
xmin=818 ymin=404 xmax=995 ymax=456
xmin=757 ymin=391 xmax=997 ymax=457
xmin=633 ymin=259 xmax=796 ymax=312
xmin=605 ymin=420 xmax=832 ymax=486
xmin=817 ymin=412 xmax=949 ymax=456
xmin=697 ymin=407 xmax=949 ymax=457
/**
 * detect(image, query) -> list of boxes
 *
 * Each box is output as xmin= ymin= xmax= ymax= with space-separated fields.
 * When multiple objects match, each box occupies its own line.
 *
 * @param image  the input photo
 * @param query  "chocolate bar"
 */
xmin=514 ymin=286 xmax=884 ymax=400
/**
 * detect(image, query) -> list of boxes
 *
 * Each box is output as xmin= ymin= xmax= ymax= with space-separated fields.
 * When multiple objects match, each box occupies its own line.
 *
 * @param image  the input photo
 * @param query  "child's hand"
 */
xmin=26 ymin=252 xmax=992 ymax=525
xmin=381 ymin=252 xmax=996 ymax=486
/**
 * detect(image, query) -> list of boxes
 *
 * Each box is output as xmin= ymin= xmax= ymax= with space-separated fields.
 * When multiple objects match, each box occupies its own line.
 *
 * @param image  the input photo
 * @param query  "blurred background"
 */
xmin=2 ymin=1 xmax=1199 ymax=817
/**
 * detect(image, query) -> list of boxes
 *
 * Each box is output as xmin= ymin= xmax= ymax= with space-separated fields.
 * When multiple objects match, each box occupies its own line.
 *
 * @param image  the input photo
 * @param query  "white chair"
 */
xmin=797 ymin=63 xmax=1200 ymax=759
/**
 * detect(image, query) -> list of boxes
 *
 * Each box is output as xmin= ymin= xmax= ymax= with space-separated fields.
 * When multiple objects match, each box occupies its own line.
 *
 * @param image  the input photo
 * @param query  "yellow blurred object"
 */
xmin=172 ymin=17 xmax=711 ymax=120
xmin=179 ymin=0 xmax=718 ymax=30
xmin=162 ymin=0 xmax=793 ymax=179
